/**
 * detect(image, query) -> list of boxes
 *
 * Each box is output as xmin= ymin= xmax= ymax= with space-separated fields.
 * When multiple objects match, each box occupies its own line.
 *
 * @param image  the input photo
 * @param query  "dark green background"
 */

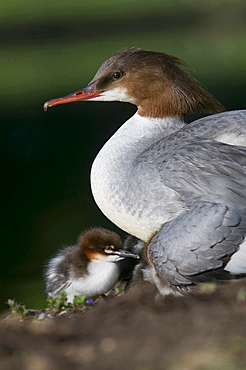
xmin=1 ymin=0 xmax=246 ymax=311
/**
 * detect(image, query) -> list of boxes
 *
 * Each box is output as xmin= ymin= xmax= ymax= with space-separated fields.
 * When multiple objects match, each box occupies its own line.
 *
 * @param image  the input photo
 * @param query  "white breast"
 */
xmin=91 ymin=113 xmax=185 ymax=241
xmin=65 ymin=260 xmax=120 ymax=302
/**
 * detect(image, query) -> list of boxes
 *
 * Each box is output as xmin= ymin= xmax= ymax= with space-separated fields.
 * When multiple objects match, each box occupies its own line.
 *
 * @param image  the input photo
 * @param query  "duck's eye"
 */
xmin=112 ymin=71 xmax=122 ymax=80
xmin=104 ymin=245 xmax=115 ymax=253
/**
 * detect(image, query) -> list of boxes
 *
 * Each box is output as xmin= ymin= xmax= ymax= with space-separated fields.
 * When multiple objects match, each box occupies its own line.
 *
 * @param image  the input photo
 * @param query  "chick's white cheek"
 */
xmin=105 ymin=254 xmax=123 ymax=262
xmin=90 ymin=252 xmax=122 ymax=262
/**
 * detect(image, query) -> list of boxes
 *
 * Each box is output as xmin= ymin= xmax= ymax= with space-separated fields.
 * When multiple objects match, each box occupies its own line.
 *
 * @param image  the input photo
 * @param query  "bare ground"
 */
xmin=0 ymin=281 xmax=246 ymax=370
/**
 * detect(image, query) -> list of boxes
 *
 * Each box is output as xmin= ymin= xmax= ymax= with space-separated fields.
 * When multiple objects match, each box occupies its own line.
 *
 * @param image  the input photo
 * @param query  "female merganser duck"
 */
xmin=44 ymin=48 xmax=246 ymax=295
xmin=45 ymin=227 xmax=139 ymax=302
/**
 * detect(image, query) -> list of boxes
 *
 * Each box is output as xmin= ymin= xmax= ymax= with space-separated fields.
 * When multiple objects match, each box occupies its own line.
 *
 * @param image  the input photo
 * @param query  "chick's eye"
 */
xmin=105 ymin=246 xmax=113 ymax=251
xmin=112 ymin=71 xmax=122 ymax=80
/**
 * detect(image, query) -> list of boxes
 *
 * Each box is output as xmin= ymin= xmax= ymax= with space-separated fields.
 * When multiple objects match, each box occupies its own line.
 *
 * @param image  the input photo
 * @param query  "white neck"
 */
xmin=91 ymin=112 xmax=185 ymax=241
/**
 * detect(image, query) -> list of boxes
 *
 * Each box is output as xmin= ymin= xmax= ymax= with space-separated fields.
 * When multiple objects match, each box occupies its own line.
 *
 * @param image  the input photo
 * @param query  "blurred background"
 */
xmin=1 ymin=0 xmax=246 ymax=311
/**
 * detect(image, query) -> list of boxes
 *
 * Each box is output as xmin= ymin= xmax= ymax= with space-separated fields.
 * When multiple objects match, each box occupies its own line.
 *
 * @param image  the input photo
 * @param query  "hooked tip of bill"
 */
xmin=43 ymin=101 xmax=50 ymax=112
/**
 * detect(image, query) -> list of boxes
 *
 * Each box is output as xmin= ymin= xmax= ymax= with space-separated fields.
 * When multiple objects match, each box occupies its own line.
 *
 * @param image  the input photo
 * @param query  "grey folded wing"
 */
xmin=148 ymin=202 xmax=246 ymax=287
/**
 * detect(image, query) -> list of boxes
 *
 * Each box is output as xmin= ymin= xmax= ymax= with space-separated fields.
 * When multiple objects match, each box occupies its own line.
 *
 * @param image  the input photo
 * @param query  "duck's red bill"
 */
xmin=43 ymin=81 xmax=103 ymax=111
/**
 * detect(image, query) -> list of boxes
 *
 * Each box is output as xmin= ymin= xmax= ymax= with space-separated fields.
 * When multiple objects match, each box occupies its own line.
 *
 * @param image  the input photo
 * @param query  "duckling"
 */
xmin=44 ymin=227 xmax=139 ymax=302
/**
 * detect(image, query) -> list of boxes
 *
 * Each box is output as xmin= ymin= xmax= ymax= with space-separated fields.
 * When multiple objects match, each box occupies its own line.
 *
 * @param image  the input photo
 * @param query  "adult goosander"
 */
xmin=44 ymin=48 xmax=246 ymax=295
xmin=44 ymin=227 xmax=139 ymax=302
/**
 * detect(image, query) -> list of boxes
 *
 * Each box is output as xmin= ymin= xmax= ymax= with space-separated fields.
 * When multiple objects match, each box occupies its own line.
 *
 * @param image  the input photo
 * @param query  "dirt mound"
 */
xmin=1 ymin=281 xmax=246 ymax=370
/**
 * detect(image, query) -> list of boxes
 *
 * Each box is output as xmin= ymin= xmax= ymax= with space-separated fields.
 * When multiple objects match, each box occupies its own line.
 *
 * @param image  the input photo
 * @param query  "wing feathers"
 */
xmin=148 ymin=202 xmax=246 ymax=288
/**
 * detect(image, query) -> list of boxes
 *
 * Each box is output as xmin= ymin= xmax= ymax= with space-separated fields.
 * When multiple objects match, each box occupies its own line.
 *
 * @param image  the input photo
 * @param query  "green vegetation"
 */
xmin=1 ymin=0 xmax=236 ymax=23
xmin=47 ymin=292 xmax=93 ymax=313
xmin=1 ymin=0 xmax=246 ymax=107
xmin=7 ymin=299 xmax=29 ymax=318
xmin=7 ymin=292 xmax=94 ymax=318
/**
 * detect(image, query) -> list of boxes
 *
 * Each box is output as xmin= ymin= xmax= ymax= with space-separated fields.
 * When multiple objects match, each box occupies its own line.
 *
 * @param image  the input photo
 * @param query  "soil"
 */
xmin=0 ymin=281 xmax=246 ymax=370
